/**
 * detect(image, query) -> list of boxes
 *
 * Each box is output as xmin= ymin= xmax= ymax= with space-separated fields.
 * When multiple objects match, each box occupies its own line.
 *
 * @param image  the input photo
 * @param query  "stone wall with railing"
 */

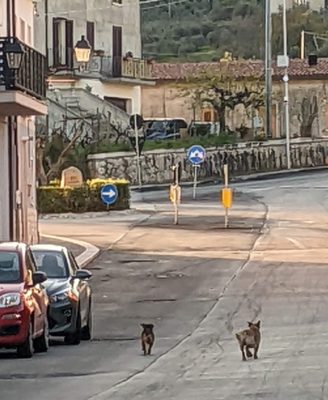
xmin=87 ymin=138 xmax=328 ymax=185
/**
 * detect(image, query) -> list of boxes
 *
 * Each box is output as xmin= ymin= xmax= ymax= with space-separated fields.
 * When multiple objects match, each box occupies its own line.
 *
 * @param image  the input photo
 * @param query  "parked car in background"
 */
xmin=31 ymin=244 xmax=93 ymax=345
xmin=144 ymin=118 xmax=188 ymax=140
xmin=188 ymin=121 xmax=220 ymax=137
xmin=0 ymin=242 xmax=49 ymax=358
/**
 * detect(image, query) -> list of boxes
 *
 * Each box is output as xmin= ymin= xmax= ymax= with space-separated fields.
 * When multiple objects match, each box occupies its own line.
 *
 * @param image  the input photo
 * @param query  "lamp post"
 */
xmin=264 ymin=0 xmax=272 ymax=139
xmin=283 ymin=0 xmax=291 ymax=170
xmin=74 ymin=35 xmax=92 ymax=71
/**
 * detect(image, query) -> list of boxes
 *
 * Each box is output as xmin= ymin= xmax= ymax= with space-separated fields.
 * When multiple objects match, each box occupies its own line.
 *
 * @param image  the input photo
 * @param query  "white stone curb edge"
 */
xmin=41 ymin=234 xmax=100 ymax=269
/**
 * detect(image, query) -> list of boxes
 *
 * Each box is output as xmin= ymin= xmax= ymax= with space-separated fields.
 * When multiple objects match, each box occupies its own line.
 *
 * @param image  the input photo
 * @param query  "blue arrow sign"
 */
xmin=187 ymin=145 xmax=206 ymax=165
xmin=100 ymin=184 xmax=118 ymax=206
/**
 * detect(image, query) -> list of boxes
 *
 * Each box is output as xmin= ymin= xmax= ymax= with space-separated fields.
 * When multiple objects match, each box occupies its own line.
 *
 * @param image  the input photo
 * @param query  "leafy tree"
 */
xmin=184 ymin=68 xmax=264 ymax=131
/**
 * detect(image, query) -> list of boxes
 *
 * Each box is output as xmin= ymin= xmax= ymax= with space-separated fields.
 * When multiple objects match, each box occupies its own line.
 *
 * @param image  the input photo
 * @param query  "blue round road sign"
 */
xmin=100 ymin=184 xmax=118 ymax=206
xmin=187 ymin=145 xmax=206 ymax=165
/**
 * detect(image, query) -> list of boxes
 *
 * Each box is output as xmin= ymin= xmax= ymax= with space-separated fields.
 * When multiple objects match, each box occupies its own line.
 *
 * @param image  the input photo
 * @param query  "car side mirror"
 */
xmin=32 ymin=271 xmax=47 ymax=285
xmin=74 ymin=269 xmax=92 ymax=281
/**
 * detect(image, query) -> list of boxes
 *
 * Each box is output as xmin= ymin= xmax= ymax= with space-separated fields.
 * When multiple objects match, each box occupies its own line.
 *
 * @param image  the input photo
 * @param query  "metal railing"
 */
xmin=47 ymin=48 xmax=153 ymax=80
xmin=0 ymin=37 xmax=46 ymax=100
xmin=114 ymin=56 xmax=153 ymax=79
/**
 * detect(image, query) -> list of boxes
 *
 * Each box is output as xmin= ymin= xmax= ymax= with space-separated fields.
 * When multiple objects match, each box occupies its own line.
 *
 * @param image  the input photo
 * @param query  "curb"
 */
xmin=231 ymin=166 xmax=328 ymax=183
xmin=131 ymin=166 xmax=328 ymax=192
xmin=41 ymin=234 xmax=100 ymax=269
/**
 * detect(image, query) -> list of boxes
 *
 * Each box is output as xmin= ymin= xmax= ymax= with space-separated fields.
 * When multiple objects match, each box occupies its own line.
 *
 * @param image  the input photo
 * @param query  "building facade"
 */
xmin=0 ymin=0 xmax=47 ymax=243
xmin=34 ymin=0 xmax=154 ymax=137
xmin=271 ymin=0 xmax=326 ymax=12
xmin=141 ymin=59 xmax=328 ymax=140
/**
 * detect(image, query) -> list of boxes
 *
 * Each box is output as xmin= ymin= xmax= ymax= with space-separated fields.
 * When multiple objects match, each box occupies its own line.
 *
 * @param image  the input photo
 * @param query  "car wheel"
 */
xmin=64 ymin=310 xmax=81 ymax=345
xmin=81 ymin=300 xmax=92 ymax=341
xmin=33 ymin=317 xmax=49 ymax=353
xmin=17 ymin=321 xmax=33 ymax=358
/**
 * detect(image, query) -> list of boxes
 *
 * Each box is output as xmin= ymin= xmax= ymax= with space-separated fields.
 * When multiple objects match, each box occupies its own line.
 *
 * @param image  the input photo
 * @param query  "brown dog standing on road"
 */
xmin=141 ymin=323 xmax=155 ymax=355
xmin=235 ymin=321 xmax=261 ymax=361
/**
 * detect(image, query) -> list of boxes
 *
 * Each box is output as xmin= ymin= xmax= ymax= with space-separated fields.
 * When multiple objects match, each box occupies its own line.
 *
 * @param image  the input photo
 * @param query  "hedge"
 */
xmin=37 ymin=178 xmax=130 ymax=214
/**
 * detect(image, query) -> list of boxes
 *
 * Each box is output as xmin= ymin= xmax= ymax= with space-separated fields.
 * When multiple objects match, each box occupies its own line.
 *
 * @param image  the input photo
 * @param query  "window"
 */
xmin=27 ymin=25 xmax=32 ymax=46
xmin=113 ymin=0 xmax=122 ymax=4
xmin=68 ymin=252 xmax=79 ymax=274
xmin=201 ymin=108 xmax=217 ymax=122
xmin=15 ymin=17 xmax=26 ymax=42
xmin=0 ymin=252 xmax=21 ymax=284
xmin=32 ymin=250 xmax=69 ymax=279
xmin=52 ymin=18 xmax=74 ymax=68
xmin=105 ymin=97 xmax=127 ymax=112
xmin=87 ymin=21 xmax=95 ymax=50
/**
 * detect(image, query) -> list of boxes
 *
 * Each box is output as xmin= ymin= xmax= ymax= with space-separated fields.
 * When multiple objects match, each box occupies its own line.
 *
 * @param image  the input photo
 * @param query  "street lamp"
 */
xmin=74 ymin=35 xmax=92 ymax=63
xmin=282 ymin=0 xmax=291 ymax=170
xmin=3 ymin=39 xmax=24 ymax=70
xmin=264 ymin=0 xmax=272 ymax=139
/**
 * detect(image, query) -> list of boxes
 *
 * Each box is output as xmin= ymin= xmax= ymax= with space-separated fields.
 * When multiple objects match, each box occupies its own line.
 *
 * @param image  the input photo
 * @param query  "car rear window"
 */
xmin=0 ymin=252 xmax=21 ymax=283
xmin=32 ymin=250 xmax=69 ymax=279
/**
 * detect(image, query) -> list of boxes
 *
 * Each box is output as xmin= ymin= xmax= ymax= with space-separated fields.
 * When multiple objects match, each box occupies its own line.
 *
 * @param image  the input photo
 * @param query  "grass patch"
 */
xmin=90 ymin=134 xmax=237 ymax=154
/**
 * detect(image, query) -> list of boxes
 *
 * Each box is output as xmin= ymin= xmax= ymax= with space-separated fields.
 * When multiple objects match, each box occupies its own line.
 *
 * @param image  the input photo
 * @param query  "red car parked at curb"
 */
xmin=0 ymin=242 xmax=49 ymax=358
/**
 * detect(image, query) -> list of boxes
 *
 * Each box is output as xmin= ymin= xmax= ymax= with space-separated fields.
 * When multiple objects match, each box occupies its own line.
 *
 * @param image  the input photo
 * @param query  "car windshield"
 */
xmin=0 ymin=251 xmax=21 ymax=283
xmin=149 ymin=121 xmax=166 ymax=131
xmin=32 ymin=250 xmax=68 ymax=279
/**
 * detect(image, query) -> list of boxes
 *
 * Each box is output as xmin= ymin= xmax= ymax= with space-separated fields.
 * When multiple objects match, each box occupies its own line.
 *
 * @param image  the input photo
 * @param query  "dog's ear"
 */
xmin=247 ymin=321 xmax=253 ymax=327
xmin=256 ymin=320 xmax=261 ymax=329
xmin=140 ymin=323 xmax=145 ymax=328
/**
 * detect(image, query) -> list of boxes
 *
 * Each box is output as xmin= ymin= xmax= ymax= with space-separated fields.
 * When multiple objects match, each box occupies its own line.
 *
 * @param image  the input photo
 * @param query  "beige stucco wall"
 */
xmin=0 ymin=0 xmax=40 ymax=243
xmin=34 ymin=0 xmax=142 ymax=62
xmin=141 ymin=78 xmax=328 ymax=139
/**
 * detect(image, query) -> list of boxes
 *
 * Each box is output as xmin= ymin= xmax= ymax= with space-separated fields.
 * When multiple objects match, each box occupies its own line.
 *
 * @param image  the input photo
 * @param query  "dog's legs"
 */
xmin=142 ymin=341 xmax=147 ymax=356
xmin=254 ymin=345 xmax=259 ymax=360
xmin=246 ymin=345 xmax=253 ymax=358
xmin=240 ymin=344 xmax=246 ymax=361
xmin=148 ymin=342 xmax=153 ymax=355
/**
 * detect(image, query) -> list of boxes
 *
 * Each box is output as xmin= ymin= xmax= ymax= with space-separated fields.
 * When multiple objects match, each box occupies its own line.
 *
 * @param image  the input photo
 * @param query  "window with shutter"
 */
xmin=87 ymin=21 xmax=95 ymax=50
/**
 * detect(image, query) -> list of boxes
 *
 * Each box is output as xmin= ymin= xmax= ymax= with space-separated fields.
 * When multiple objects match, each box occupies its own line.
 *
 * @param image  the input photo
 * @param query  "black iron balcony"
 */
xmin=0 ymin=37 xmax=46 ymax=100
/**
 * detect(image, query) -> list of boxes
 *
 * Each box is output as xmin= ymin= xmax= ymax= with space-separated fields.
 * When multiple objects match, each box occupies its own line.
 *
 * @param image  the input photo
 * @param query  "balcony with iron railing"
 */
xmin=0 ymin=37 xmax=47 ymax=99
xmin=0 ymin=37 xmax=47 ymax=116
xmin=48 ymin=48 xmax=154 ymax=81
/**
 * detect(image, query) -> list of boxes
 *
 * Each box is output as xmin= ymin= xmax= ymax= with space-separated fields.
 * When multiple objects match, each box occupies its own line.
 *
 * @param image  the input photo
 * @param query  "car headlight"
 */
xmin=50 ymin=290 xmax=78 ymax=303
xmin=0 ymin=293 xmax=21 ymax=308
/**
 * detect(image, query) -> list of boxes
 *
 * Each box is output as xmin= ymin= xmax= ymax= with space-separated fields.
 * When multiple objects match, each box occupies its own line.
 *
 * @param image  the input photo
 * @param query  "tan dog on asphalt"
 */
xmin=235 ymin=321 xmax=261 ymax=361
xmin=140 ymin=323 xmax=155 ymax=356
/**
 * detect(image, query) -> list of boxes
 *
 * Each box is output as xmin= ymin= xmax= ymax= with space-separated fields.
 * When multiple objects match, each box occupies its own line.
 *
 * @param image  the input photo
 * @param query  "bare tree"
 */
xmin=298 ymin=95 xmax=318 ymax=138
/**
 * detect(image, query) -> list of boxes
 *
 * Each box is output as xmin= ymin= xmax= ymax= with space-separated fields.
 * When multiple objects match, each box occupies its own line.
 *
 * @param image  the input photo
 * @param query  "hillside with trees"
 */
xmin=141 ymin=1 xmax=328 ymax=62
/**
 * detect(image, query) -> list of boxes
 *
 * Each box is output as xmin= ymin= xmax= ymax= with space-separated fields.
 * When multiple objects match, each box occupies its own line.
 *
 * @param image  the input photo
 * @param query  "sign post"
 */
xmin=221 ymin=164 xmax=233 ymax=228
xmin=187 ymin=145 xmax=206 ymax=199
xmin=192 ymin=165 xmax=200 ymax=200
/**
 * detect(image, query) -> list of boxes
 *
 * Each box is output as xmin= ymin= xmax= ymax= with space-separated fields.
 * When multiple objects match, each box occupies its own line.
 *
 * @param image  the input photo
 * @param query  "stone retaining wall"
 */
xmin=87 ymin=138 xmax=328 ymax=184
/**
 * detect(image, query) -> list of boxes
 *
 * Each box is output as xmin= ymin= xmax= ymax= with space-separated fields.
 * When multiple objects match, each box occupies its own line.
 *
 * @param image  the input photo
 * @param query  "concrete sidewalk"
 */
xmin=40 ymin=234 xmax=100 ymax=269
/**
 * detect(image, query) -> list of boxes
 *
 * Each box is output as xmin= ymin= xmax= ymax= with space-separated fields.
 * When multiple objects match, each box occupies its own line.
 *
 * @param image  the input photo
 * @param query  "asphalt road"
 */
xmin=3 ymin=171 xmax=328 ymax=400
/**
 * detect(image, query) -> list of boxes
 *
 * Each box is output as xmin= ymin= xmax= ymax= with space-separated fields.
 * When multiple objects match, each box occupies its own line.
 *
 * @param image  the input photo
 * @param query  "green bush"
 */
xmin=37 ymin=179 xmax=130 ymax=214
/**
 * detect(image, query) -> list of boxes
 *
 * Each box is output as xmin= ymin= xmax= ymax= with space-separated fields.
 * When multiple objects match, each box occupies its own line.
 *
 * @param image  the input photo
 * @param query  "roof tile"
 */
xmin=152 ymin=59 xmax=328 ymax=81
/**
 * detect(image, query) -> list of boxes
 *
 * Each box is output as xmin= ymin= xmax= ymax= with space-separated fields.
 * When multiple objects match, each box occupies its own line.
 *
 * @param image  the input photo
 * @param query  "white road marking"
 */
xmin=287 ymin=237 xmax=306 ymax=249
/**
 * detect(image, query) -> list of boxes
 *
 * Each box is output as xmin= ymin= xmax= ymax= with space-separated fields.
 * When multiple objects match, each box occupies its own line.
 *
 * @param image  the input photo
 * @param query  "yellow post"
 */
xmin=222 ymin=188 xmax=233 ymax=209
